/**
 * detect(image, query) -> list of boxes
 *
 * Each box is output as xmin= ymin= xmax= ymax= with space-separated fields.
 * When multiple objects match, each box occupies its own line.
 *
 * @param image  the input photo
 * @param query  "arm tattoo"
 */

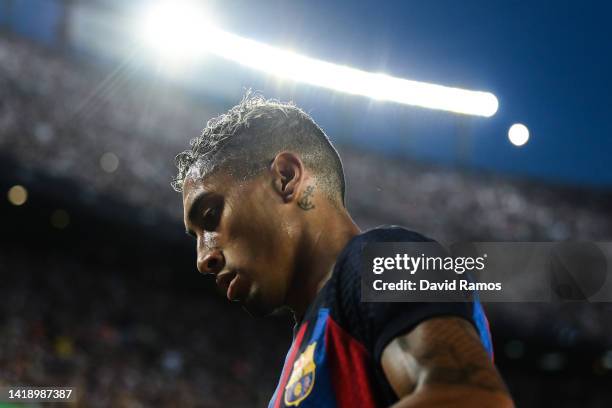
xmin=398 ymin=318 xmax=508 ymax=394
xmin=298 ymin=185 xmax=315 ymax=210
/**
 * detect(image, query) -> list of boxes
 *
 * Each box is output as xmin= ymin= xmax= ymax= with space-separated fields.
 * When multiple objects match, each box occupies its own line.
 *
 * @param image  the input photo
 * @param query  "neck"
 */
xmin=287 ymin=205 xmax=360 ymax=322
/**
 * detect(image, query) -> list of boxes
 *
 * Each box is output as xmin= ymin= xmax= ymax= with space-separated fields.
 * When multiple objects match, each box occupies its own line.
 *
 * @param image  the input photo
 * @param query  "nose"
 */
xmin=197 ymin=249 xmax=225 ymax=275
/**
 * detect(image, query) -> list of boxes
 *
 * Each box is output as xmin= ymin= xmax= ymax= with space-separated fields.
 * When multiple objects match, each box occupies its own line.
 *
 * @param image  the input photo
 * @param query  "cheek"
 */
xmin=229 ymin=222 xmax=294 ymax=308
xmin=223 ymin=181 xmax=296 ymax=281
xmin=223 ymin=202 xmax=275 ymax=263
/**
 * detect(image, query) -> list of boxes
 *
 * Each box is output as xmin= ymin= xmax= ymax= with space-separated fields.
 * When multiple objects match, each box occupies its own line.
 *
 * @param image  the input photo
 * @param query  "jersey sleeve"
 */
xmin=333 ymin=228 xmax=487 ymax=364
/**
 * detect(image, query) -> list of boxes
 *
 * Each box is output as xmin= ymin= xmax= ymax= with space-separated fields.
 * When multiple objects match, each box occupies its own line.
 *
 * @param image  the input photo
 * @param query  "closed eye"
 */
xmin=202 ymin=203 xmax=223 ymax=231
xmin=186 ymin=192 xmax=224 ymax=235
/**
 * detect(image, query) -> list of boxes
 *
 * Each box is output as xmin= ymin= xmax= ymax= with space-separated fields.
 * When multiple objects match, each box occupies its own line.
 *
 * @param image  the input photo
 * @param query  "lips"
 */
xmin=215 ymin=270 xmax=244 ymax=301
xmin=216 ymin=270 xmax=236 ymax=292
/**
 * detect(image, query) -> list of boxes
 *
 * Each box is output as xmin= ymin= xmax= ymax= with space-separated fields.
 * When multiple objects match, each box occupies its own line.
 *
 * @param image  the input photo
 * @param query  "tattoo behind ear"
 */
xmin=298 ymin=185 xmax=315 ymax=210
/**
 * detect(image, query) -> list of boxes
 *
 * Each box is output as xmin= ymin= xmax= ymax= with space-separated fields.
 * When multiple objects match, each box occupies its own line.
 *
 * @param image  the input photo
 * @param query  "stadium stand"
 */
xmin=2 ymin=37 xmax=612 ymax=407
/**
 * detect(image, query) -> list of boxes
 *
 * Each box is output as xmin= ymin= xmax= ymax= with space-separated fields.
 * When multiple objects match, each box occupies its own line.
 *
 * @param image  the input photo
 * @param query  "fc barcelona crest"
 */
xmin=284 ymin=342 xmax=317 ymax=406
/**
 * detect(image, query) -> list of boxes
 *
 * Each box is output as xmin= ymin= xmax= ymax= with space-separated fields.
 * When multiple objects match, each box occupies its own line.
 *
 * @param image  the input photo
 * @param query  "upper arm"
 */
xmin=381 ymin=316 xmax=513 ymax=407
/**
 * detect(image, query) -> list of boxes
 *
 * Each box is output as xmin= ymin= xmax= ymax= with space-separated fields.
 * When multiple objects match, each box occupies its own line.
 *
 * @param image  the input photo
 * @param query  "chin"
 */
xmin=241 ymin=291 xmax=281 ymax=318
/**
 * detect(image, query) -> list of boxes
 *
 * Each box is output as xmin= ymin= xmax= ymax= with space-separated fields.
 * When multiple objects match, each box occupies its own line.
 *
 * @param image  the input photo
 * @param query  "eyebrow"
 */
xmin=185 ymin=191 xmax=212 ymax=237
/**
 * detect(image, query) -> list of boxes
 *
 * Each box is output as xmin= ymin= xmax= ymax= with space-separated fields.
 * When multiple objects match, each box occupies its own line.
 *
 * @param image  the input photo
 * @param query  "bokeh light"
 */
xmin=7 ymin=185 xmax=28 ymax=206
xmin=508 ymin=123 xmax=530 ymax=146
xmin=51 ymin=209 xmax=70 ymax=229
xmin=100 ymin=152 xmax=120 ymax=173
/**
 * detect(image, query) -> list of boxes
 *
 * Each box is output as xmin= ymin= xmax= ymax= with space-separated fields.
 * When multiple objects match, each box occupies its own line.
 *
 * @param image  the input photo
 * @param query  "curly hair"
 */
xmin=172 ymin=92 xmax=346 ymax=205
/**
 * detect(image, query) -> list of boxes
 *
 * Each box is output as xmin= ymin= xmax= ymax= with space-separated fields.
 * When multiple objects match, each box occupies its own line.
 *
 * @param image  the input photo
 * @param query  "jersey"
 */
xmin=268 ymin=226 xmax=493 ymax=408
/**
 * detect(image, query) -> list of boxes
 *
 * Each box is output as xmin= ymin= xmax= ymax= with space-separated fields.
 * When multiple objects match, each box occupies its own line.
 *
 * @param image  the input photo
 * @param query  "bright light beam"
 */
xmin=140 ymin=2 xmax=499 ymax=117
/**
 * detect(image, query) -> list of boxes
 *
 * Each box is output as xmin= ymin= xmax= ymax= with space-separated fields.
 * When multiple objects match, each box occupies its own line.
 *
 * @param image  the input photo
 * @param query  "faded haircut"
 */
xmin=172 ymin=93 xmax=346 ymax=206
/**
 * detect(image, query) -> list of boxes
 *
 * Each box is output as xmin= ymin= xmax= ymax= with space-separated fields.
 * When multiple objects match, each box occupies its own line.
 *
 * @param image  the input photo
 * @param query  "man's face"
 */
xmin=182 ymin=169 xmax=298 ymax=316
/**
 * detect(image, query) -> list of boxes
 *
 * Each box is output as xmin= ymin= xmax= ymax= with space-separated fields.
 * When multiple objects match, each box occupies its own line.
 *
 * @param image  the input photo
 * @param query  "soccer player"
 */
xmin=173 ymin=95 xmax=513 ymax=407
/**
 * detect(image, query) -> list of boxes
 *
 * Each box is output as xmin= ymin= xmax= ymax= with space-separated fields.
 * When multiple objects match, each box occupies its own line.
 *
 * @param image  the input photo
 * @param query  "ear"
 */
xmin=270 ymin=152 xmax=304 ymax=203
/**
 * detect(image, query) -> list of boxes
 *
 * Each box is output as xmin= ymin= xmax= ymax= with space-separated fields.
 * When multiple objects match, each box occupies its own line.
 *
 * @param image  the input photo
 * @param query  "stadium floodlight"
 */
xmin=140 ymin=1 xmax=214 ymax=61
xmin=508 ymin=123 xmax=530 ymax=146
xmin=139 ymin=2 xmax=499 ymax=117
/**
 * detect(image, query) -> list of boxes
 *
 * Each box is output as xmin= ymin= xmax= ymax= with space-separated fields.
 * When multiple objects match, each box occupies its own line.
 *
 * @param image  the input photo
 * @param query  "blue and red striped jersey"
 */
xmin=268 ymin=226 xmax=494 ymax=408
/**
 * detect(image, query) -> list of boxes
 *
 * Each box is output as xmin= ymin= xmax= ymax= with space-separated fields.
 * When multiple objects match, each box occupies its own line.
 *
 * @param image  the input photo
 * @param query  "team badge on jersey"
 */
xmin=284 ymin=342 xmax=317 ymax=406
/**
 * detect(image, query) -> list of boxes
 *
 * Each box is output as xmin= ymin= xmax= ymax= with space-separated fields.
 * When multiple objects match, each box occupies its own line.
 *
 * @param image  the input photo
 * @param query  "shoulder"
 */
xmin=332 ymin=226 xmax=435 ymax=282
xmin=325 ymin=226 xmax=486 ymax=363
xmin=324 ymin=226 xmax=440 ymax=343
xmin=330 ymin=224 xmax=435 ymax=278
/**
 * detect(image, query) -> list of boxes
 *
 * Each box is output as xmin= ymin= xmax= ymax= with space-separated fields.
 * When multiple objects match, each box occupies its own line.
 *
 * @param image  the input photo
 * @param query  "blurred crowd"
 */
xmin=1 ymin=37 xmax=610 ymax=243
xmin=344 ymin=150 xmax=612 ymax=243
xmin=1 ymin=37 xmax=612 ymax=407
xmin=0 ymin=244 xmax=288 ymax=407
